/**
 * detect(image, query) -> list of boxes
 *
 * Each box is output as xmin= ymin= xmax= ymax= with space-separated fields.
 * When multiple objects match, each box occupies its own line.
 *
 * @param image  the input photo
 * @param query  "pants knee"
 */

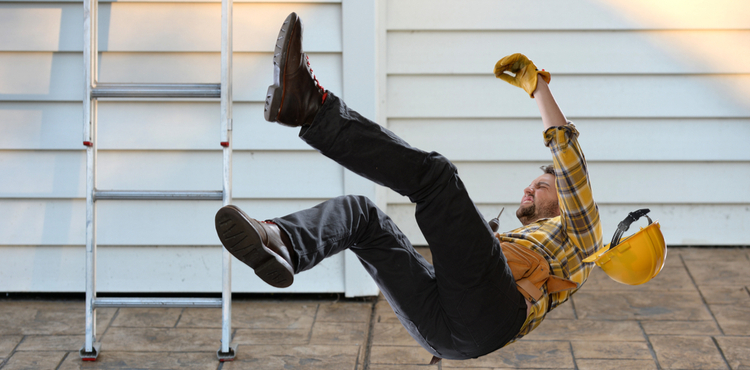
xmin=342 ymin=194 xmax=376 ymax=209
xmin=406 ymin=152 xmax=459 ymax=203
xmin=426 ymin=152 xmax=458 ymax=180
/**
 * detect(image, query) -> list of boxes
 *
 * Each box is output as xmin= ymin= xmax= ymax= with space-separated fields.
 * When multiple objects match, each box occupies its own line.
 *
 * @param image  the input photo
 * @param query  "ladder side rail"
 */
xmin=220 ymin=0 xmax=232 ymax=147
xmin=83 ymin=125 xmax=97 ymax=357
xmin=82 ymin=0 xmax=93 ymax=146
xmin=219 ymin=0 xmax=235 ymax=359
xmin=81 ymin=0 xmax=99 ymax=359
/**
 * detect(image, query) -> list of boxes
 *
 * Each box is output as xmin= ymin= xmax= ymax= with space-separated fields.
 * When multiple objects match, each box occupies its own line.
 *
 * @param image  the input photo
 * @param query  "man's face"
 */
xmin=516 ymin=173 xmax=560 ymax=226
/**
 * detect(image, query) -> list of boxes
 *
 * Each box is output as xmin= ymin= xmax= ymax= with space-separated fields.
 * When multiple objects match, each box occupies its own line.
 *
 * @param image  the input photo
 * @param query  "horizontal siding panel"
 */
xmin=384 ymin=161 xmax=750 ymax=204
xmin=388 ymin=30 xmax=750 ymax=74
xmin=0 ymin=101 xmax=313 ymax=151
xmin=0 ymin=102 xmax=82 ymax=150
xmin=387 ymin=0 xmax=750 ymax=30
xmin=99 ymin=52 xmax=342 ymax=101
xmin=389 ymin=118 xmax=750 ymax=162
xmin=0 ymin=198 xmax=328 ymax=245
xmin=0 ymin=199 xmax=85 ymax=245
xmin=0 ymin=52 xmax=81 ymax=100
xmin=0 ymin=52 xmax=341 ymax=102
xmin=0 ymin=245 xmax=345 ymax=293
xmin=0 ymin=3 xmax=80 ymax=51
xmin=102 ymin=3 xmax=340 ymax=52
xmin=4 ymin=87 xmax=743 ymax=153
xmin=234 ymin=3 xmax=341 ymax=52
xmin=387 ymin=75 xmax=750 ymax=118
xmin=232 ymin=103 xmax=313 ymax=150
xmin=98 ymin=52 xmax=222 ymax=83
xmin=95 ymin=151 xmax=223 ymax=193
xmin=98 ymin=102 xmax=312 ymax=151
xmin=0 ymin=151 xmax=85 ymax=198
xmin=0 ymin=150 xmax=342 ymax=198
xmin=3 ymin=198 xmax=746 ymax=247
xmin=98 ymin=101 xmax=224 ymax=150
xmin=0 ymin=2 xmax=341 ymax=52
xmin=388 ymin=203 xmax=750 ymax=246
xmin=232 ymin=151 xmax=344 ymax=198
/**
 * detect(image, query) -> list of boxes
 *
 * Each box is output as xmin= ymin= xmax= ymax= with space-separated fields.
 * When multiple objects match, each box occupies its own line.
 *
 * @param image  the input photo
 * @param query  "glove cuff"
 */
xmin=528 ymin=70 xmax=551 ymax=98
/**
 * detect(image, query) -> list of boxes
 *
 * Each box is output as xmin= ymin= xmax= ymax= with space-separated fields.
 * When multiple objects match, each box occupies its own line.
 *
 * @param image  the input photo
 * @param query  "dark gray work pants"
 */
xmin=273 ymin=93 xmax=527 ymax=360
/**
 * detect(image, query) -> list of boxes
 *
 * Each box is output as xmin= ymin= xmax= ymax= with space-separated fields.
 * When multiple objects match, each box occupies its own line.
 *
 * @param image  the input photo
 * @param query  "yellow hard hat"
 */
xmin=583 ymin=209 xmax=667 ymax=285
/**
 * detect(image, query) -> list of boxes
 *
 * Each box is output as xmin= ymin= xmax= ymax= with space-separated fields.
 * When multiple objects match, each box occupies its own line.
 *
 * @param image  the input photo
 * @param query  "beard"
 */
xmin=516 ymin=199 xmax=559 ymax=226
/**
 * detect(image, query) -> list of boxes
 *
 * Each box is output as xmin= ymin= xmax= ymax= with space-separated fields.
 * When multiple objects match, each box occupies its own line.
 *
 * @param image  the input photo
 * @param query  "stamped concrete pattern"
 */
xmin=1 ymin=247 xmax=748 ymax=370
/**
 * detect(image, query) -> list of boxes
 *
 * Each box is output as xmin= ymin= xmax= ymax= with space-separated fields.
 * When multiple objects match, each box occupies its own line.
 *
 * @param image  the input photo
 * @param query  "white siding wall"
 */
xmin=2 ymin=0 xmax=749 ymax=294
xmin=0 ymin=0 xmax=379 ymax=295
xmin=382 ymin=0 xmax=750 ymax=246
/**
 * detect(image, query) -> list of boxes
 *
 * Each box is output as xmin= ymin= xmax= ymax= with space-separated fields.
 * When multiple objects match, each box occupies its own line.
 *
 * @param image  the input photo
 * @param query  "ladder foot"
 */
xmin=217 ymin=344 xmax=237 ymax=362
xmin=79 ymin=342 xmax=101 ymax=361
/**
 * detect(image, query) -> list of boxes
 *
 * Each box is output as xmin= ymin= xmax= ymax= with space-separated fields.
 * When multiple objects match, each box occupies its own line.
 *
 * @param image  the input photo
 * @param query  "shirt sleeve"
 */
xmin=544 ymin=124 xmax=603 ymax=257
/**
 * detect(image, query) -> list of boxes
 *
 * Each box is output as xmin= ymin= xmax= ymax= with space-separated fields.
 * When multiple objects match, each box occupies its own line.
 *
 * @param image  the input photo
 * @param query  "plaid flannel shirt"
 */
xmin=496 ymin=123 xmax=603 ymax=343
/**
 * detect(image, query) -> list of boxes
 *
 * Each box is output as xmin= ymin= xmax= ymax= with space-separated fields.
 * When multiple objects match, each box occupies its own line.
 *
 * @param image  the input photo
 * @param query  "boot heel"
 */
xmin=255 ymin=255 xmax=294 ymax=288
xmin=264 ymin=85 xmax=282 ymax=122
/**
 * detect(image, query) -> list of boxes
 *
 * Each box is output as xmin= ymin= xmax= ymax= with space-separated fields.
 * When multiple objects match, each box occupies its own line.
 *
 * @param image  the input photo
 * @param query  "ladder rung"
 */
xmin=92 ymin=83 xmax=221 ymax=99
xmin=93 ymin=297 xmax=223 ymax=308
xmin=94 ymin=190 xmax=223 ymax=200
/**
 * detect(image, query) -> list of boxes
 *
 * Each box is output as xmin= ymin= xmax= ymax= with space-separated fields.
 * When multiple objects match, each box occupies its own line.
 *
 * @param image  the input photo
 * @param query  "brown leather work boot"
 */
xmin=264 ymin=12 xmax=326 ymax=127
xmin=215 ymin=205 xmax=296 ymax=288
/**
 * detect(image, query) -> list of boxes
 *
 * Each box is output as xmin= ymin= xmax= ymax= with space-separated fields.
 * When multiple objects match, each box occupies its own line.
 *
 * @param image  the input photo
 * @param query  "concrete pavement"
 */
xmin=1 ymin=247 xmax=748 ymax=370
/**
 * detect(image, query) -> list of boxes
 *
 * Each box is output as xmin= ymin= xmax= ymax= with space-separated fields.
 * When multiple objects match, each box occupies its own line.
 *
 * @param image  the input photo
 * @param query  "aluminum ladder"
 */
xmin=79 ymin=0 xmax=236 ymax=361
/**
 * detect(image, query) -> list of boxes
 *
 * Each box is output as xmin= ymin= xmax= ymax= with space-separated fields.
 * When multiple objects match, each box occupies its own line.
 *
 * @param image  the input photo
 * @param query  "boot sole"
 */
xmin=264 ymin=12 xmax=298 ymax=123
xmin=264 ymin=85 xmax=282 ymax=122
xmin=215 ymin=206 xmax=294 ymax=288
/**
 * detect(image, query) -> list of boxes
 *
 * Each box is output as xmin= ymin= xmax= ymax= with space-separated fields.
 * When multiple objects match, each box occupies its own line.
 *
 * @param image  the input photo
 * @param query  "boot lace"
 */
xmin=305 ymin=54 xmax=328 ymax=103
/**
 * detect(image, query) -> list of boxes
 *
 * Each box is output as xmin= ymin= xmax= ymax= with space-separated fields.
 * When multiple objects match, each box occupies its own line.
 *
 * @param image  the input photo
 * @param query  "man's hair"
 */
xmin=541 ymin=165 xmax=555 ymax=175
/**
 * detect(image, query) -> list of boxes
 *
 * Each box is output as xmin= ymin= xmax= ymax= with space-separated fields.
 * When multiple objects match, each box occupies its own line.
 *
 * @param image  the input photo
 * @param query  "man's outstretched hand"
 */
xmin=494 ymin=53 xmax=551 ymax=98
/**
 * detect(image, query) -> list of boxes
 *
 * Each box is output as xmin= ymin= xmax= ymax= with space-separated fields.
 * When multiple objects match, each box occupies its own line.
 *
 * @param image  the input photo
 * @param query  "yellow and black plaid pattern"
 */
xmin=497 ymin=124 xmax=603 ymax=343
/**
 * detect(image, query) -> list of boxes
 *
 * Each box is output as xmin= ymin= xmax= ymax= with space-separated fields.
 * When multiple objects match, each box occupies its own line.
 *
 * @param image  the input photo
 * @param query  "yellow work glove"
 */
xmin=494 ymin=53 xmax=551 ymax=98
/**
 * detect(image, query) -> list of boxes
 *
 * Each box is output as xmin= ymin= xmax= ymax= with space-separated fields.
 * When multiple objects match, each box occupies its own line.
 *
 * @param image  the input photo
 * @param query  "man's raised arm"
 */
xmin=495 ymin=52 xmax=602 ymax=257
xmin=533 ymin=79 xmax=568 ymax=130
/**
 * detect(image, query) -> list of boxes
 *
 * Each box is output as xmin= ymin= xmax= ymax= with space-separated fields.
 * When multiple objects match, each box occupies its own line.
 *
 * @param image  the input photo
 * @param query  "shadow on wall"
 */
xmin=591 ymin=0 xmax=750 ymax=110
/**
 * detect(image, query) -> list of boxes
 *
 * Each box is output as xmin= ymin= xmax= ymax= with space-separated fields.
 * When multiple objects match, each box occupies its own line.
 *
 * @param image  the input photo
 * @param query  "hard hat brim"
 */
xmin=584 ymin=221 xmax=667 ymax=285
